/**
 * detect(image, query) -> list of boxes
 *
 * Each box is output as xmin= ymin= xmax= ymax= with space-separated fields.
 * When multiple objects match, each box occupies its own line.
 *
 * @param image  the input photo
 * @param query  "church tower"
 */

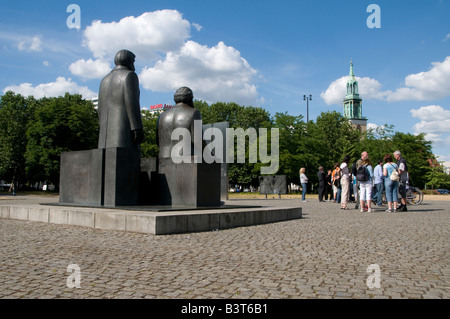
xmin=343 ymin=60 xmax=367 ymax=132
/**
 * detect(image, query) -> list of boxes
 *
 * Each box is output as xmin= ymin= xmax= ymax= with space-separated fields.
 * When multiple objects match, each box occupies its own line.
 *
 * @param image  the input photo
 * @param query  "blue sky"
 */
xmin=1 ymin=0 xmax=450 ymax=167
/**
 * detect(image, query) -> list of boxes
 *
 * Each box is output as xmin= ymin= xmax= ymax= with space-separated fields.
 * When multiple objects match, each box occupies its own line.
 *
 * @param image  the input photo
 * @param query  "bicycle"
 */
xmin=381 ymin=180 xmax=423 ymax=206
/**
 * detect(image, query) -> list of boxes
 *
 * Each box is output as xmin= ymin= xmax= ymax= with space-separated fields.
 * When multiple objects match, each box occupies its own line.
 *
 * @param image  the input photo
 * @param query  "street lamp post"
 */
xmin=303 ymin=94 xmax=312 ymax=122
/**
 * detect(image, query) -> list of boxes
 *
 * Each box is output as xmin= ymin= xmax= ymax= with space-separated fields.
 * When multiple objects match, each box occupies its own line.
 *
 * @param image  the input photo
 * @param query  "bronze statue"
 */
xmin=157 ymin=86 xmax=202 ymax=159
xmin=98 ymin=49 xmax=144 ymax=149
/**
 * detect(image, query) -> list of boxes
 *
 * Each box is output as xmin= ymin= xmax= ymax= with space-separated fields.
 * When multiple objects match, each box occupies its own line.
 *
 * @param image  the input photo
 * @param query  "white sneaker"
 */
xmin=368 ymin=208 xmax=372 ymax=213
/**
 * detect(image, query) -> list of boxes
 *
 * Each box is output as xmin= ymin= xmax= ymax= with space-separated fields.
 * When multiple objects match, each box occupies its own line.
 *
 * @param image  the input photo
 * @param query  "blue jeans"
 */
xmin=372 ymin=182 xmax=384 ymax=206
xmin=301 ymin=183 xmax=307 ymax=201
xmin=384 ymin=179 xmax=399 ymax=203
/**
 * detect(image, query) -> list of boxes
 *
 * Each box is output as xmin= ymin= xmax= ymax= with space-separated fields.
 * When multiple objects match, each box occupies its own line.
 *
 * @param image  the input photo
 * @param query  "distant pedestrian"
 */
xmin=372 ymin=159 xmax=384 ymax=207
xmin=340 ymin=155 xmax=351 ymax=210
xmin=394 ymin=150 xmax=408 ymax=212
xmin=317 ymin=166 xmax=326 ymax=202
xmin=325 ymin=170 xmax=332 ymax=201
xmin=332 ymin=163 xmax=341 ymax=203
xmin=383 ymin=154 xmax=399 ymax=212
xmin=358 ymin=157 xmax=374 ymax=213
xmin=299 ymin=168 xmax=308 ymax=202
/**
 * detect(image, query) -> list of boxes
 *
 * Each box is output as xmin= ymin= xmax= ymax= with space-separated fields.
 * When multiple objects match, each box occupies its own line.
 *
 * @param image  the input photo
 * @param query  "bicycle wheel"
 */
xmin=407 ymin=187 xmax=423 ymax=205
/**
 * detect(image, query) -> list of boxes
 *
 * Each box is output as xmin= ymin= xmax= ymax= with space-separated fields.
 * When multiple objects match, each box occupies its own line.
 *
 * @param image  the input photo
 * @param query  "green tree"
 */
xmin=25 ymin=93 xmax=99 ymax=187
xmin=390 ymin=132 xmax=433 ymax=188
xmin=0 ymin=92 xmax=36 ymax=185
xmin=195 ymin=101 xmax=272 ymax=186
xmin=140 ymin=109 xmax=159 ymax=158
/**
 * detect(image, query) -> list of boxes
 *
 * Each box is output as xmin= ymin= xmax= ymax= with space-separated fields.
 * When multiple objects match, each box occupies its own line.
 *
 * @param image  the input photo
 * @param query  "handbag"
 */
xmin=389 ymin=164 xmax=399 ymax=181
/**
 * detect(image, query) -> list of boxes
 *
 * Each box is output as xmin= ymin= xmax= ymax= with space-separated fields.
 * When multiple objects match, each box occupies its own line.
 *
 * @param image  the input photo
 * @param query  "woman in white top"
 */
xmin=299 ymin=168 xmax=308 ymax=202
xmin=340 ymin=155 xmax=351 ymax=210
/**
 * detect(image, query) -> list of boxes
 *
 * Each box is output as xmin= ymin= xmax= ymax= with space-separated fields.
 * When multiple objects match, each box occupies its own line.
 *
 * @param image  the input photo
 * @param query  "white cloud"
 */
xmin=322 ymin=56 xmax=450 ymax=105
xmin=411 ymin=105 xmax=450 ymax=135
xmin=411 ymin=105 xmax=450 ymax=122
xmin=42 ymin=61 xmax=50 ymax=67
xmin=443 ymin=33 xmax=450 ymax=42
xmin=17 ymin=35 xmax=42 ymax=52
xmin=411 ymin=105 xmax=450 ymax=163
xmin=139 ymin=41 xmax=259 ymax=105
xmin=67 ymin=9 xmax=259 ymax=105
xmin=82 ymin=10 xmax=192 ymax=61
xmin=387 ymin=57 xmax=450 ymax=101
xmin=321 ymin=76 xmax=384 ymax=105
xmin=3 ymin=77 xmax=97 ymax=99
xmin=69 ymin=58 xmax=112 ymax=79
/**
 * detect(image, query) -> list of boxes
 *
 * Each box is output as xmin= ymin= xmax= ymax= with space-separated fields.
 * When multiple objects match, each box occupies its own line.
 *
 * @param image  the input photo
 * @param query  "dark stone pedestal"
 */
xmin=158 ymin=158 xmax=221 ymax=207
xmin=103 ymin=148 xmax=140 ymax=207
xmin=59 ymin=147 xmax=140 ymax=207
xmin=59 ymin=149 xmax=104 ymax=206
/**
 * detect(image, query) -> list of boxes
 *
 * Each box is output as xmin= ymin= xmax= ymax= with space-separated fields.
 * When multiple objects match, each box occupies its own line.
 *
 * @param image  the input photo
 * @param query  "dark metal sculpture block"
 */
xmin=158 ymin=158 xmax=221 ymax=207
xmin=259 ymin=175 xmax=287 ymax=195
xmin=103 ymin=147 xmax=140 ymax=207
xmin=59 ymin=149 xmax=104 ymax=206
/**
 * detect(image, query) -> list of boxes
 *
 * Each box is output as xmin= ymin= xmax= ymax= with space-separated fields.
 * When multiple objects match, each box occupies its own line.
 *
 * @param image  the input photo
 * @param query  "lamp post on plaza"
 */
xmin=303 ymin=94 xmax=312 ymax=122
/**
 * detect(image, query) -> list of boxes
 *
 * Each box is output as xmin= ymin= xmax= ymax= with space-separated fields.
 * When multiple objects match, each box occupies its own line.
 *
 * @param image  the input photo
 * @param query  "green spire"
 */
xmin=346 ymin=59 xmax=359 ymax=97
xmin=348 ymin=59 xmax=357 ymax=84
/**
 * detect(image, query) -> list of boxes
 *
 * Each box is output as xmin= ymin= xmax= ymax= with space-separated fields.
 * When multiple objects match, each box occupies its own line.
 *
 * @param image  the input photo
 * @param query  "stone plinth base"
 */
xmin=0 ymin=204 xmax=302 ymax=235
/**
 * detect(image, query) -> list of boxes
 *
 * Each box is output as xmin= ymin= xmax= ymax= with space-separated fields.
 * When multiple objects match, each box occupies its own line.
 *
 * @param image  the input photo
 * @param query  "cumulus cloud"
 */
xmin=82 ymin=10 xmax=192 ymax=61
xmin=411 ymin=105 xmax=450 ymax=135
xmin=321 ymin=76 xmax=384 ymax=105
xmin=411 ymin=105 xmax=450 ymax=162
xmin=139 ymin=41 xmax=258 ymax=105
xmin=69 ymin=58 xmax=111 ymax=79
xmin=3 ymin=77 xmax=97 ymax=99
xmin=387 ymin=57 xmax=450 ymax=101
xmin=322 ymin=56 xmax=450 ymax=105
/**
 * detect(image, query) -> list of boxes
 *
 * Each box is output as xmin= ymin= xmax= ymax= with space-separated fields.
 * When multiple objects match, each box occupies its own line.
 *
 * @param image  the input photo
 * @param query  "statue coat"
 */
xmin=97 ymin=66 xmax=143 ymax=149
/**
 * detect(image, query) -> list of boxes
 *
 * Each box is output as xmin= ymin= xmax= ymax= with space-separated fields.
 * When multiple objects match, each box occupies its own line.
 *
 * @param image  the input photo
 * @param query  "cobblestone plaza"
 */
xmin=1 ymin=195 xmax=449 ymax=300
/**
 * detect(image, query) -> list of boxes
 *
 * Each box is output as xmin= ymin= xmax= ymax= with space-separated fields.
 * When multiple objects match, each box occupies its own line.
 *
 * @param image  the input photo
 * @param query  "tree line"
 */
xmin=0 ymin=91 xmax=448 ymax=191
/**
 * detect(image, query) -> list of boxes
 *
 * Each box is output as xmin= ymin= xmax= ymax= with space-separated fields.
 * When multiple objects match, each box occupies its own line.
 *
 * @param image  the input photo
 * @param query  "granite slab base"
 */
xmin=0 ymin=203 xmax=302 ymax=235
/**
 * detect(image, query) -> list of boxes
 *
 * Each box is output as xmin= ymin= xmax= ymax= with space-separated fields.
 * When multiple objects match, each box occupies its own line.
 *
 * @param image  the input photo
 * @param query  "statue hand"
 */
xmin=132 ymin=129 xmax=144 ymax=144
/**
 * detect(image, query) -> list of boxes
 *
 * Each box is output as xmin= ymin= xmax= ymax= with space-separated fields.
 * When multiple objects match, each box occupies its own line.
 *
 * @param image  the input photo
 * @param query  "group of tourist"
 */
xmin=299 ymin=150 xmax=409 ymax=213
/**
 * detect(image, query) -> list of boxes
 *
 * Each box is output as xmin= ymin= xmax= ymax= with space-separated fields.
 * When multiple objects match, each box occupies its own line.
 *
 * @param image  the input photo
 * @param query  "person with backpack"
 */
xmin=383 ymin=154 xmax=399 ymax=212
xmin=357 ymin=157 xmax=374 ymax=212
xmin=353 ymin=151 xmax=369 ymax=210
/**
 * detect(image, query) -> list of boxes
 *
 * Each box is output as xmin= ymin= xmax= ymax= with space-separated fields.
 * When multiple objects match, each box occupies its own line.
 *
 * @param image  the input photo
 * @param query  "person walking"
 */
xmin=383 ymin=154 xmax=399 ymax=212
xmin=372 ymin=159 xmax=384 ymax=207
xmin=325 ymin=170 xmax=332 ymax=201
xmin=340 ymin=155 xmax=351 ymax=210
xmin=317 ymin=166 xmax=326 ymax=202
xmin=299 ymin=168 xmax=308 ymax=202
xmin=394 ymin=150 xmax=408 ymax=212
xmin=358 ymin=157 xmax=374 ymax=213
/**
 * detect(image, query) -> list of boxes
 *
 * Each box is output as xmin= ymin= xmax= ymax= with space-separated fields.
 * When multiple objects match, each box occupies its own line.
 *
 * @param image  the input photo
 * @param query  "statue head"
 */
xmin=114 ymin=49 xmax=136 ymax=72
xmin=174 ymin=87 xmax=194 ymax=108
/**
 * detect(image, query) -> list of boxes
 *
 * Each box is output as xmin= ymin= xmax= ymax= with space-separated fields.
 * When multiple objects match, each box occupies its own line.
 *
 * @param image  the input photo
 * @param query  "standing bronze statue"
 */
xmin=98 ymin=49 xmax=144 ymax=149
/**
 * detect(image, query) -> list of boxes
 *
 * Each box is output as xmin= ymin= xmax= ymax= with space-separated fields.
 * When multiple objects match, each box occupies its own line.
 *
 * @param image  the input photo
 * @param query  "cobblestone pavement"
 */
xmin=0 ymin=194 xmax=449 ymax=299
